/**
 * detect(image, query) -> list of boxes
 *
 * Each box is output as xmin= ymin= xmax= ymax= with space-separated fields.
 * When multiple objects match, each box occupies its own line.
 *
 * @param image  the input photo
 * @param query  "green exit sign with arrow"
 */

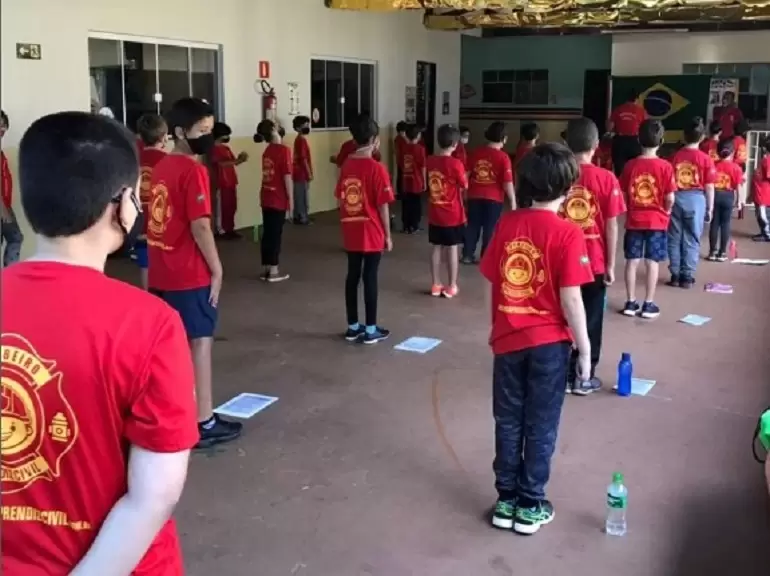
xmin=16 ymin=43 xmax=41 ymax=60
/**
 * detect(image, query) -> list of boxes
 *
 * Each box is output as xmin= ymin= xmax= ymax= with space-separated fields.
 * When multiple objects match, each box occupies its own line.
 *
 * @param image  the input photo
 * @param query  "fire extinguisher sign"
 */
xmin=259 ymin=61 xmax=270 ymax=80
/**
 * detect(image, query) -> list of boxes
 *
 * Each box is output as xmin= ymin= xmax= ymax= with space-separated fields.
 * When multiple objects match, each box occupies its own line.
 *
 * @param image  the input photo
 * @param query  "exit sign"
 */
xmin=16 ymin=43 xmax=41 ymax=60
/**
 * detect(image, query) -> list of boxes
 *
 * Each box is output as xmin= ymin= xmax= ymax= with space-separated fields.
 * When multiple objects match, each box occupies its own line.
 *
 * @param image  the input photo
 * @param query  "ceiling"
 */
xmin=325 ymin=0 xmax=770 ymax=32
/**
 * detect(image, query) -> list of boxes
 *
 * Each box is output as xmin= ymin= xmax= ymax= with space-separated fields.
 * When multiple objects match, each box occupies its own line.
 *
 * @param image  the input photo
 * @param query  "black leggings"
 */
xmin=708 ymin=190 xmax=734 ymax=254
xmin=401 ymin=194 xmax=422 ymax=231
xmin=345 ymin=251 xmax=382 ymax=326
xmin=261 ymin=208 xmax=285 ymax=267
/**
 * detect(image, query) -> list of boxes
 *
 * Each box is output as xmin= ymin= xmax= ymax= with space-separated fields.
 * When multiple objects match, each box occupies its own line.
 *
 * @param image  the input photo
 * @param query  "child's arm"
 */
xmin=560 ymin=286 xmax=591 ymax=376
xmin=664 ymin=192 xmax=675 ymax=213
xmin=604 ymin=216 xmax=619 ymax=284
xmin=504 ymin=182 xmax=516 ymax=210
xmin=284 ymin=148 xmax=294 ymax=217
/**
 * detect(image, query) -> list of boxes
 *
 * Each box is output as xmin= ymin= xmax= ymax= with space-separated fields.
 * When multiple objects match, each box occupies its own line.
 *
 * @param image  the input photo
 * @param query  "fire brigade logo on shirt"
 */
xmin=147 ymin=182 xmax=173 ymax=238
xmin=562 ymin=186 xmax=597 ymax=229
xmin=1 ymin=334 xmax=78 ymax=495
xmin=403 ymin=154 xmax=414 ymax=174
xmin=263 ymin=158 xmax=275 ymax=184
xmin=428 ymin=171 xmax=446 ymax=205
xmin=736 ymin=143 xmax=747 ymax=163
xmin=715 ymin=171 xmax=732 ymax=190
xmin=631 ymin=174 xmax=658 ymax=207
xmin=500 ymin=239 xmax=547 ymax=301
xmin=341 ymin=177 xmax=364 ymax=219
xmin=675 ymin=161 xmax=699 ymax=189
xmin=472 ymin=160 xmax=495 ymax=185
xmin=139 ymin=166 xmax=154 ymax=205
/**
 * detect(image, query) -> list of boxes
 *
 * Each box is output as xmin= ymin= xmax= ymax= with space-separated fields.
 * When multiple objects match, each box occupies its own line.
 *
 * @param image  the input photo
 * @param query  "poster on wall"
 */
xmin=442 ymin=91 xmax=450 ymax=115
xmin=707 ymin=78 xmax=739 ymax=124
xmin=405 ymin=86 xmax=417 ymax=123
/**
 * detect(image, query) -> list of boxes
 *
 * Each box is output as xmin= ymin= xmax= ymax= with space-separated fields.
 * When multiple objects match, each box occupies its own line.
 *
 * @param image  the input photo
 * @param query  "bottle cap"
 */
xmin=621 ymin=352 xmax=631 ymax=361
xmin=613 ymin=472 xmax=624 ymax=483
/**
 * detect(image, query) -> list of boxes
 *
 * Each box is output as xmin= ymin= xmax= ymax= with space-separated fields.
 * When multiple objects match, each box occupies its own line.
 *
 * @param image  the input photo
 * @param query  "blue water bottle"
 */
xmin=617 ymin=353 xmax=633 ymax=397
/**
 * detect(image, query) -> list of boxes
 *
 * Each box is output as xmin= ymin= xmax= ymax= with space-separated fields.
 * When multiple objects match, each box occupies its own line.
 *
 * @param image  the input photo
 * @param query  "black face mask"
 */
xmin=187 ymin=133 xmax=215 ymax=155
xmin=221 ymin=136 xmax=231 ymax=144
xmin=113 ymin=191 xmax=142 ymax=249
xmin=301 ymin=127 xmax=310 ymax=135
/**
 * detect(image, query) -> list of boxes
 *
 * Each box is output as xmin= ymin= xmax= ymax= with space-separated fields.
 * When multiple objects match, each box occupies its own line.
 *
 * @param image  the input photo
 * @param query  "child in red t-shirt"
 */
xmin=480 ymin=142 xmax=593 ymax=536
xmin=426 ymin=124 xmax=468 ymax=298
xmin=619 ymin=119 xmax=676 ymax=319
xmin=451 ymin=125 xmax=471 ymax=170
xmin=699 ymin=120 xmax=721 ymax=163
xmin=136 ymin=113 xmax=168 ymax=289
xmin=667 ymin=118 xmax=716 ymax=288
xmin=593 ymin=132 xmax=614 ymax=172
xmin=336 ymin=114 xmax=394 ymax=345
xmin=255 ymin=119 xmax=293 ymax=282
xmin=511 ymin=122 xmax=538 ymax=189
xmin=0 ymin=109 xmax=23 ymax=267
xmin=291 ymin=115 xmax=313 ymax=225
xmin=708 ymin=138 xmax=745 ymax=260
xmin=751 ymin=137 xmax=770 ymax=241
xmin=400 ymin=124 xmax=427 ymax=233
xmin=562 ymin=118 xmax=626 ymax=395
xmin=211 ymin=122 xmax=248 ymax=238
xmin=394 ymin=120 xmax=407 ymax=199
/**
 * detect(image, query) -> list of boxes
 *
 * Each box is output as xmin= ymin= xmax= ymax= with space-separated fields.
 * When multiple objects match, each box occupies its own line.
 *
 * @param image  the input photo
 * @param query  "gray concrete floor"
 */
xmin=110 ymin=212 xmax=770 ymax=576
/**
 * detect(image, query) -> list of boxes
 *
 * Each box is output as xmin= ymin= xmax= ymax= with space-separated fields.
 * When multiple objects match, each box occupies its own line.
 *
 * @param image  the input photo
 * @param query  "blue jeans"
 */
xmin=1 ymin=208 xmax=23 ymax=267
xmin=667 ymin=191 xmax=706 ymax=280
xmin=463 ymin=199 xmax=502 ymax=260
xmin=493 ymin=341 xmax=570 ymax=507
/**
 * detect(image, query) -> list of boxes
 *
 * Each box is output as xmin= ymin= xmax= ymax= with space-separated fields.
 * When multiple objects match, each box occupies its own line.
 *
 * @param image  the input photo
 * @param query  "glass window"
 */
xmin=88 ymin=38 xmax=125 ymax=122
xmin=123 ymin=41 xmax=158 ymax=132
xmin=310 ymin=58 xmax=377 ymax=129
xmin=192 ymin=48 xmax=218 ymax=112
xmin=158 ymin=44 xmax=190 ymax=115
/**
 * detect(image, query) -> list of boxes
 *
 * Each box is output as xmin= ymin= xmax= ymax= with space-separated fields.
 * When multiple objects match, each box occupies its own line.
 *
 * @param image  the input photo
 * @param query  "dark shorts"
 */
xmin=150 ymin=286 xmax=217 ymax=339
xmin=429 ymin=224 xmax=465 ymax=246
xmin=134 ymin=240 xmax=148 ymax=269
xmin=624 ymin=230 xmax=668 ymax=262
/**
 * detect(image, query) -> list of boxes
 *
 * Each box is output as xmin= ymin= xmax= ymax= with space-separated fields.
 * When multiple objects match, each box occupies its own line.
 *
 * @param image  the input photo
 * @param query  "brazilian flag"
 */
xmin=611 ymin=75 xmax=712 ymax=142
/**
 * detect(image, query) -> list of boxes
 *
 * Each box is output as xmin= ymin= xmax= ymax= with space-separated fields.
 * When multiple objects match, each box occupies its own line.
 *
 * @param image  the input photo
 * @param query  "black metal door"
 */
xmin=582 ymin=69 xmax=611 ymax=135
xmin=416 ymin=61 xmax=437 ymax=154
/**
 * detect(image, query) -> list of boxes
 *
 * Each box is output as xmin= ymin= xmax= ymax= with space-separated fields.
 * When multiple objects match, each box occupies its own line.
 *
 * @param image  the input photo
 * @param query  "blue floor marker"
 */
xmin=631 ymin=378 xmax=657 ymax=396
xmin=394 ymin=337 xmax=442 ymax=354
xmin=679 ymin=314 xmax=711 ymax=327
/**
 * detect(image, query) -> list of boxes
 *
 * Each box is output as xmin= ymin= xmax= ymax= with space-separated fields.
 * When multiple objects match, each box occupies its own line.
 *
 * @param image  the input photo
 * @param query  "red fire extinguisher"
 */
xmin=260 ymin=80 xmax=277 ymax=123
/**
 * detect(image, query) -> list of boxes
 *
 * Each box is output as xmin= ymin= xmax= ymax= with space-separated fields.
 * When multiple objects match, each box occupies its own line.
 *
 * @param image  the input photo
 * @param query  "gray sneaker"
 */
xmin=572 ymin=377 xmax=602 ymax=397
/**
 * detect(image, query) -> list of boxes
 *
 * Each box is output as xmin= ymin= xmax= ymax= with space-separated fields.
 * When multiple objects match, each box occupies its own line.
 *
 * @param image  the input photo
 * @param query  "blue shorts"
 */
xmin=134 ymin=240 xmax=148 ymax=269
xmin=150 ymin=286 xmax=217 ymax=339
xmin=624 ymin=230 xmax=668 ymax=262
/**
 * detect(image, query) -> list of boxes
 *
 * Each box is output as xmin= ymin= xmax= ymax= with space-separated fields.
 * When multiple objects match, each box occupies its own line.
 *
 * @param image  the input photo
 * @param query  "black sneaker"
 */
xmin=622 ymin=301 xmax=641 ymax=317
xmin=195 ymin=415 xmax=243 ymax=449
xmin=344 ymin=325 xmax=365 ymax=342
xmin=751 ymin=234 xmax=770 ymax=242
xmin=706 ymin=252 xmax=718 ymax=262
xmin=572 ymin=377 xmax=602 ymax=396
xmin=665 ymin=275 xmax=680 ymax=287
xmin=716 ymin=253 xmax=728 ymax=262
xmin=678 ymin=277 xmax=695 ymax=289
xmin=363 ymin=327 xmax=390 ymax=345
xmin=514 ymin=500 xmax=555 ymax=535
xmin=640 ymin=301 xmax=661 ymax=319
xmin=491 ymin=499 xmax=516 ymax=530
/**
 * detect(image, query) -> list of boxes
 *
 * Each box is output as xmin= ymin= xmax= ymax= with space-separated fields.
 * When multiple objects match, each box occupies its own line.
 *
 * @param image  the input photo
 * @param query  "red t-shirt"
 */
xmin=670 ymin=147 xmax=716 ymax=191
xmin=610 ymin=102 xmax=647 ymax=136
xmin=1 ymin=150 xmax=12 ymax=210
xmin=336 ymin=157 xmax=394 ymax=253
xmin=753 ymin=156 xmax=770 ymax=206
xmin=260 ymin=143 xmax=292 ymax=211
xmin=559 ymin=163 xmax=626 ymax=276
xmin=292 ymin=134 xmax=313 ymax=182
xmin=716 ymin=106 xmax=743 ymax=138
xmin=426 ymin=155 xmax=467 ymax=227
xmin=512 ymin=142 xmax=534 ymax=185
xmin=699 ymin=138 xmax=719 ymax=163
xmin=713 ymin=159 xmax=744 ymax=192
xmin=480 ymin=210 xmax=594 ymax=355
xmin=0 ymin=262 xmax=198 ymax=576
xmin=337 ymin=139 xmax=381 ymax=168
xmin=147 ymin=155 xmax=213 ymax=291
xmin=402 ymin=142 xmax=427 ymax=194
xmin=467 ymin=146 xmax=513 ymax=203
xmin=139 ymin=148 xmax=167 ymax=235
xmin=394 ymin=135 xmax=406 ymax=170
xmin=451 ymin=142 xmax=468 ymax=170
xmin=593 ymin=142 xmax=613 ymax=172
xmin=210 ymin=144 xmax=238 ymax=191
xmin=620 ymin=156 xmax=677 ymax=231
xmin=733 ymin=135 xmax=748 ymax=167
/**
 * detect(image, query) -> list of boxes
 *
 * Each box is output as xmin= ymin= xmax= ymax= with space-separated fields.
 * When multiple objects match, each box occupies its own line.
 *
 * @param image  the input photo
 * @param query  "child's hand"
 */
xmin=385 ymin=237 xmax=393 ymax=252
xmin=237 ymin=151 xmax=249 ymax=163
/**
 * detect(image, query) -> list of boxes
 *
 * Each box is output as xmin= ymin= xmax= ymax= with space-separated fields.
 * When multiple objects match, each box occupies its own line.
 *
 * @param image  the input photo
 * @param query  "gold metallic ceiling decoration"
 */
xmin=325 ymin=0 xmax=770 ymax=28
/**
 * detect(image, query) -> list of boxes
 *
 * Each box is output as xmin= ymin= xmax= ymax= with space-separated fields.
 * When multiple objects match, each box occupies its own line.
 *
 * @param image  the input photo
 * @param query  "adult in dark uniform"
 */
xmin=608 ymin=90 xmax=647 ymax=177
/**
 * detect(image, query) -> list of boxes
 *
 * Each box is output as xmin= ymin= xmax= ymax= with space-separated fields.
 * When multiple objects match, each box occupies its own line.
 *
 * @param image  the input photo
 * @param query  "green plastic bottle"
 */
xmin=759 ymin=410 xmax=770 ymax=451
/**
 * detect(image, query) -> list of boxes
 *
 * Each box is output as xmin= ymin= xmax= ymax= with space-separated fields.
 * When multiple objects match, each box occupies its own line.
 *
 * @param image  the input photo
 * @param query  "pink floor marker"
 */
xmin=704 ymin=282 xmax=734 ymax=294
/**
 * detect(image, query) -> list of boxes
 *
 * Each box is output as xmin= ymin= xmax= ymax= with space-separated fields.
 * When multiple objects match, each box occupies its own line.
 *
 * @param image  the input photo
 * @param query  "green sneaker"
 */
xmin=491 ymin=500 xmax=516 ymax=530
xmin=514 ymin=500 xmax=555 ymax=535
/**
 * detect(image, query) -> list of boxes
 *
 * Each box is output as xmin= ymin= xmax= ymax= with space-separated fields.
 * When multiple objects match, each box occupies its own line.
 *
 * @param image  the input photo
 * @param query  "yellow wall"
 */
xmin=3 ymin=131 xmax=394 ymax=258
